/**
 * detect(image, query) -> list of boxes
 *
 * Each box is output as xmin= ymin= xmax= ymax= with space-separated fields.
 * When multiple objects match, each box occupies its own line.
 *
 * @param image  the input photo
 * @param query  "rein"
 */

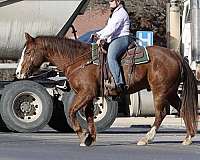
xmin=66 ymin=49 xmax=99 ymax=80
xmin=65 ymin=50 xmax=92 ymax=68
xmin=28 ymin=69 xmax=53 ymax=79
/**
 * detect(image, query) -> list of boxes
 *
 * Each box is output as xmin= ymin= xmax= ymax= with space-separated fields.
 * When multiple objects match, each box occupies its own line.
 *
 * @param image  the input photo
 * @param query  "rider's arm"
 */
xmin=96 ymin=9 xmax=126 ymax=40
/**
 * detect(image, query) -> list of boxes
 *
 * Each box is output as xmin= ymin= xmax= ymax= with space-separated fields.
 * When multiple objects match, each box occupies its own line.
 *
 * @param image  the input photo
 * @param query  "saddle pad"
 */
xmin=121 ymin=46 xmax=150 ymax=65
xmin=130 ymin=47 xmax=150 ymax=65
xmin=91 ymin=46 xmax=150 ymax=65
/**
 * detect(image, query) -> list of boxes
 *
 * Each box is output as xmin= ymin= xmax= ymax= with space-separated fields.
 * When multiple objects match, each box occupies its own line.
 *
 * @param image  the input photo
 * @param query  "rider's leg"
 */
xmin=107 ymin=35 xmax=129 ymax=88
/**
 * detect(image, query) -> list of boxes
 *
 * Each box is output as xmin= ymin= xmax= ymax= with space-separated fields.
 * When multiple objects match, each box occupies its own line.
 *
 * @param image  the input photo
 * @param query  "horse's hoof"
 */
xmin=84 ymin=134 xmax=95 ymax=146
xmin=80 ymin=131 xmax=95 ymax=147
xmin=182 ymin=139 xmax=192 ymax=145
xmin=137 ymin=138 xmax=148 ymax=146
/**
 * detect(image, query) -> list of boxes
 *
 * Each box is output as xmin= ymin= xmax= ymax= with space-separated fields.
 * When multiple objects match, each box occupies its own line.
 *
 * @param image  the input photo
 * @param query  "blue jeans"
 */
xmin=107 ymin=35 xmax=129 ymax=86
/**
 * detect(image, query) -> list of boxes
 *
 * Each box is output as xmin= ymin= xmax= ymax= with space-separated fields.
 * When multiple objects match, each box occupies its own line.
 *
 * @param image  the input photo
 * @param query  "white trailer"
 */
xmin=0 ymin=0 xmax=94 ymax=132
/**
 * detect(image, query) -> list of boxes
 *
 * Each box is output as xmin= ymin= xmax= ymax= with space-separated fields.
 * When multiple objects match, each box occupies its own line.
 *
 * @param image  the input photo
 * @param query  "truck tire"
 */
xmin=0 ymin=116 xmax=10 ymax=132
xmin=0 ymin=80 xmax=53 ymax=132
xmin=62 ymin=91 xmax=118 ymax=133
xmin=0 ymin=96 xmax=10 ymax=132
xmin=48 ymin=97 xmax=73 ymax=132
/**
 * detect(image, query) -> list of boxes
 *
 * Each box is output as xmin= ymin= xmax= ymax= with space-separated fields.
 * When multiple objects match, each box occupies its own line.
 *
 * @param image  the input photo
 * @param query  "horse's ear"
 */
xmin=25 ymin=33 xmax=34 ymax=42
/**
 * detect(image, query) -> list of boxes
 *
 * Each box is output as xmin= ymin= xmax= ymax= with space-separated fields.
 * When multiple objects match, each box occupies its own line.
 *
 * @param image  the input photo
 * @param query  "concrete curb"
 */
xmin=111 ymin=115 xmax=199 ymax=128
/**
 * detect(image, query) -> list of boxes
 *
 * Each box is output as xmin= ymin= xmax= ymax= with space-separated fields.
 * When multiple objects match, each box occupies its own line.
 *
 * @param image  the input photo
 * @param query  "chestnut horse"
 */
xmin=16 ymin=33 xmax=198 ymax=146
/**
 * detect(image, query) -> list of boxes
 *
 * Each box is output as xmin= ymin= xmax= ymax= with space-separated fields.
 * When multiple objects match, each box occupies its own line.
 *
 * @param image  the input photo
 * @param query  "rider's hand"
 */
xmin=97 ymin=39 xmax=106 ymax=46
xmin=96 ymin=39 xmax=101 ymax=46
xmin=90 ymin=33 xmax=99 ymax=41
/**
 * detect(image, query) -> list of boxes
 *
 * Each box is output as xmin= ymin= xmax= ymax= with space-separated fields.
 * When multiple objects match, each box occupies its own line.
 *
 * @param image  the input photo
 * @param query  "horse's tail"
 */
xmin=181 ymin=58 xmax=198 ymax=136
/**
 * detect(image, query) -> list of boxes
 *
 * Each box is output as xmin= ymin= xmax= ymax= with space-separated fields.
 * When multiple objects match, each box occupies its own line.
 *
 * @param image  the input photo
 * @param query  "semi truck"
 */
xmin=0 ymin=0 xmax=199 ymax=133
xmin=0 ymin=0 xmax=94 ymax=132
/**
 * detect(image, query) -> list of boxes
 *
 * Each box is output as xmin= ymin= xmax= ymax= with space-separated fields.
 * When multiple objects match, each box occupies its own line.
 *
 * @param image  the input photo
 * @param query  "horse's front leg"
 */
xmin=68 ymin=93 xmax=95 ymax=146
xmin=84 ymin=104 xmax=96 ymax=146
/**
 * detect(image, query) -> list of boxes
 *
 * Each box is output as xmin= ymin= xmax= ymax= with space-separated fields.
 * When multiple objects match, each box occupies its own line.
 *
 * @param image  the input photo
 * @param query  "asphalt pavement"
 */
xmin=0 ymin=119 xmax=200 ymax=160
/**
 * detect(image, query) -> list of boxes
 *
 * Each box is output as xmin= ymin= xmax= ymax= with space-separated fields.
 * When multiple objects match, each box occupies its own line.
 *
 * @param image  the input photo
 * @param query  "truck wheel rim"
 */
xmin=12 ymin=92 xmax=43 ymax=123
xmin=78 ymin=97 xmax=107 ymax=122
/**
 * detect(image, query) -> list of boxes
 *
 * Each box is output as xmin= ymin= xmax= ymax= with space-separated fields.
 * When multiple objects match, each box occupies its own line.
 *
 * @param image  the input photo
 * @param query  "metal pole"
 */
xmin=191 ymin=0 xmax=200 ymax=62
xmin=169 ymin=0 xmax=181 ymax=50
xmin=190 ymin=0 xmax=200 ymax=80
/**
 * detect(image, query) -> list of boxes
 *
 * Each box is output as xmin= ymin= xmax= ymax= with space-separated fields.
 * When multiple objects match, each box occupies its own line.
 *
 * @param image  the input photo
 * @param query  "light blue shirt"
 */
xmin=96 ymin=4 xmax=130 ymax=43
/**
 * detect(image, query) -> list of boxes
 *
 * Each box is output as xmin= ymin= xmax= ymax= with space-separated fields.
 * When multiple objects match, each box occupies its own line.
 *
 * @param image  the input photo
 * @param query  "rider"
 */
xmin=96 ymin=0 xmax=130 ymax=93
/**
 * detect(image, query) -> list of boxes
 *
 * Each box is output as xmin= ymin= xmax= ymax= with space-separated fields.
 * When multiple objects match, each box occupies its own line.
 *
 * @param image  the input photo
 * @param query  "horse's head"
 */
xmin=16 ymin=33 xmax=45 ymax=79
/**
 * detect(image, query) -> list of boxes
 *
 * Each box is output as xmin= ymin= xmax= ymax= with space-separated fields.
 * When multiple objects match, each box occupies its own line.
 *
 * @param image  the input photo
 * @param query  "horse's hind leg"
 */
xmin=137 ymin=95 xmax=168 ymax=145
xmin=168 ymin=93 xmax=181 ymax=115
xmin=68 ymin=93 xmax=95 ymax=146
xmin=169 ymin=93 xmax=193 ymax=145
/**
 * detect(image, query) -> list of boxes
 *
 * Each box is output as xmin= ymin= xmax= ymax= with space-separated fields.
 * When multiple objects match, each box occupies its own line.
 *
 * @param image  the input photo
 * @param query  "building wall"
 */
xmin=67 ymin=0 xmax=168 ymax=47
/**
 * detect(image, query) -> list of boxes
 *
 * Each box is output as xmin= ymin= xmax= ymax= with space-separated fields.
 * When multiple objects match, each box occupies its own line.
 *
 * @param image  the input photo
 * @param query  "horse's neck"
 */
xmin=46 ymin=48 xmax=91 ymax=75
xmin=46 ymin=50 xmax=69 ymax=72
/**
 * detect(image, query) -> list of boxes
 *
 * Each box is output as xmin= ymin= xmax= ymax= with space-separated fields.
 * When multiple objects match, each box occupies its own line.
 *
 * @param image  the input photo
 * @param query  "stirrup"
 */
xmin=104 ymin=79 xmax=116 ymax=90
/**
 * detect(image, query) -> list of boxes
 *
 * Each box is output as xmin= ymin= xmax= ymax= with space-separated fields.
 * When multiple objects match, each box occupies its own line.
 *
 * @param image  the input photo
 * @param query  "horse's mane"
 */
xmin=35 ymin=36 xmax=91 ymax=61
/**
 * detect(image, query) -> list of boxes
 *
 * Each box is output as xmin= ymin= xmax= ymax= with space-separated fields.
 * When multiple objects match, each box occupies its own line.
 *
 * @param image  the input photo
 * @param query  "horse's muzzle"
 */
xmin=16 ymin=72 xmax=28 ymax=79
